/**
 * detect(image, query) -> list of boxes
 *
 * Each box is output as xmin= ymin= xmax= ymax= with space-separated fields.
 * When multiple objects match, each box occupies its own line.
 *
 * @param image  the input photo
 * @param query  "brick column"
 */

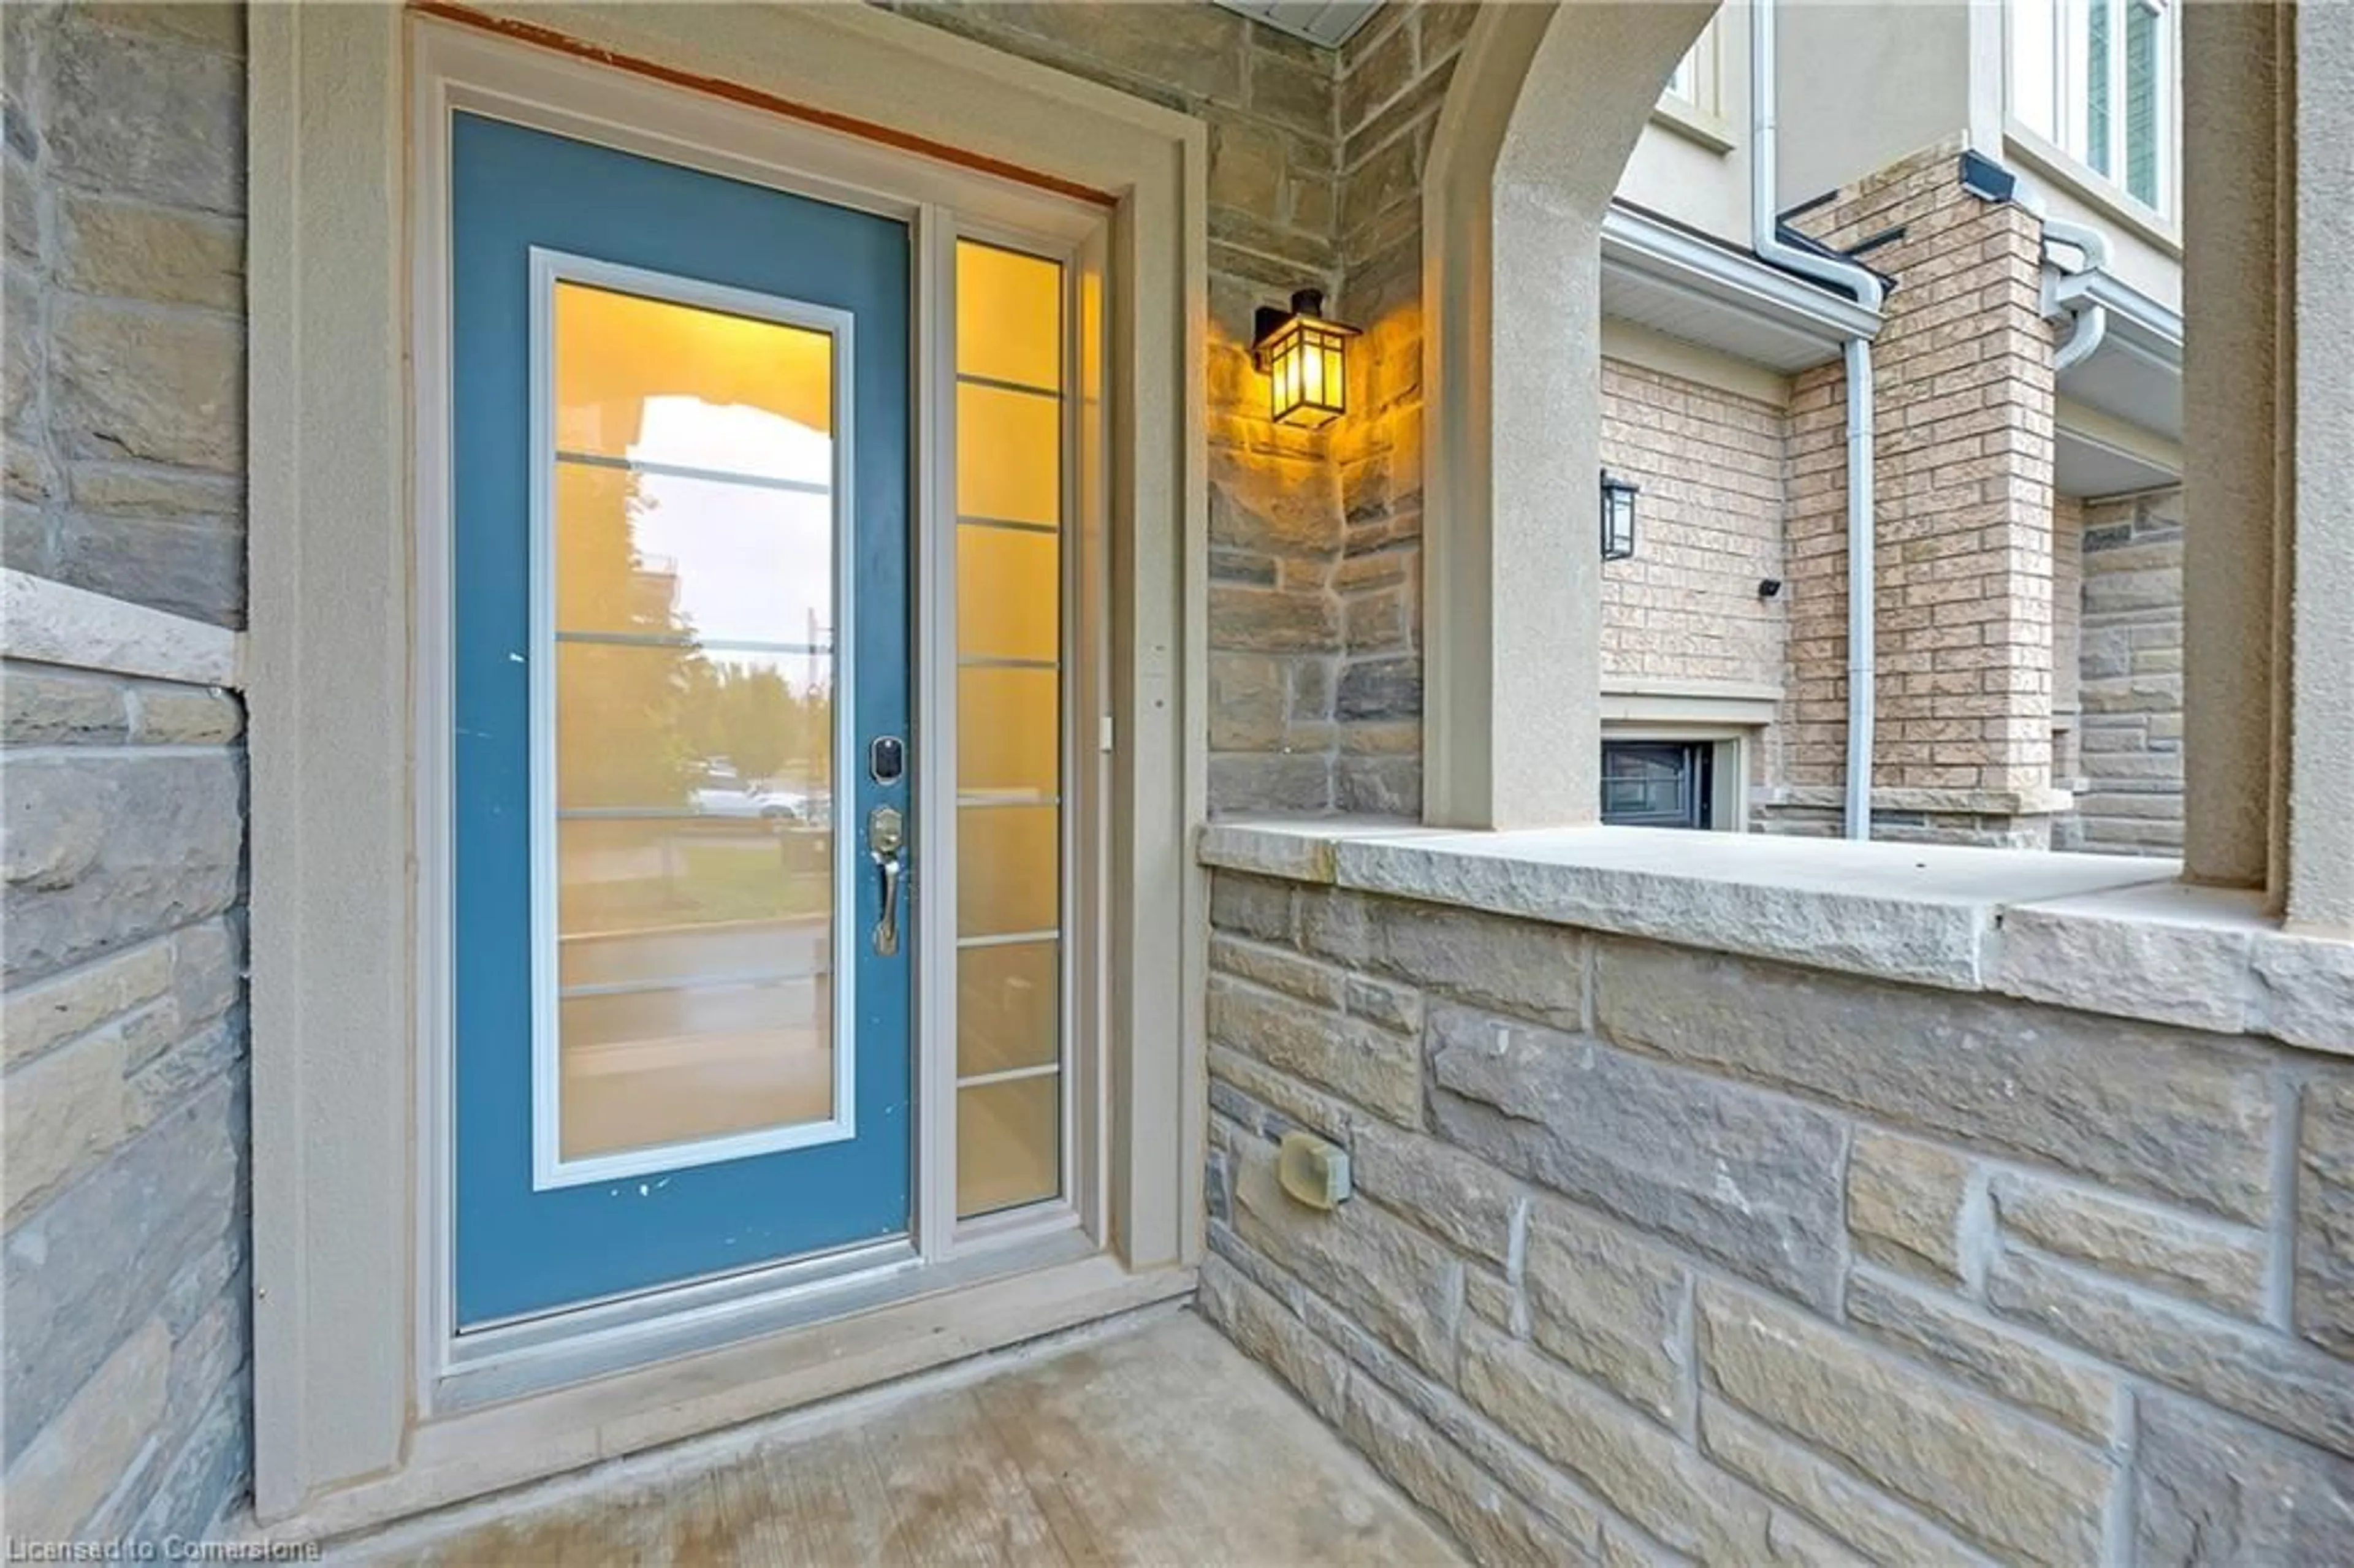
xmin=1772 ymin=140 xmax=2062 ymax=847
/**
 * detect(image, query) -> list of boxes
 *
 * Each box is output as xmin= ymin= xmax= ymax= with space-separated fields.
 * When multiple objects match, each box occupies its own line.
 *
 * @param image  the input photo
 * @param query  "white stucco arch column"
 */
xmin=2285 ymin=4 xmax=2354 ymax=936
xmin=1419 ymin=1 xmax=1717 ymax=829
xmin=2182 ymin=1 xmax=2354 ymax=935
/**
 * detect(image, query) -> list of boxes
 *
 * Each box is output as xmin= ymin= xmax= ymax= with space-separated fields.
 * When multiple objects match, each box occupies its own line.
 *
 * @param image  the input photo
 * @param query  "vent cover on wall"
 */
xmin=1212 ymin=1 xmax=1384 ymax=48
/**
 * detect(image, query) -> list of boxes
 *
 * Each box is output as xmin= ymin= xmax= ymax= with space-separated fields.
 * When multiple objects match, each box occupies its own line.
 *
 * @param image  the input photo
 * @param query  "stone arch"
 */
xmin=1420 ymin=2 xmax=1718 ymax=828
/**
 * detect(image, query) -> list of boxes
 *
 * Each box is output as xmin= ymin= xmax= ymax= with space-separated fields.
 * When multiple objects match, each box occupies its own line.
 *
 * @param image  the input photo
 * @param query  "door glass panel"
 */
xmin=547 ymin=273 xmax=844 ymax=1169
xmin=554 ymin=280 xmax=834 ymax=483
xmin=556 ymin=818 xmax=831 ymax=951
xmin=956 ymin=938 xmax=1058 ymax=1077
xmin=956 ymin=242 xmax=1063 ymax=392
xmin=957 ymin=1073 xmax=1061 ymax=1217
xmin=558 ymin=981 xmax=833 ymax=1161
xmin=956 ymin=804 xmax=1058 ymax=940
xmin=956 ymin=525 xmax=1061 ymax=663
xmin=958 ymin=666 xmax=1060 ymax=799
xmin=954 ymin=382 xmax=1061 ymax=524
xmin=554 ymin=463 xmax=833 ymax=647
xmin=954 ymin=238 xmax=1066 ymax=1219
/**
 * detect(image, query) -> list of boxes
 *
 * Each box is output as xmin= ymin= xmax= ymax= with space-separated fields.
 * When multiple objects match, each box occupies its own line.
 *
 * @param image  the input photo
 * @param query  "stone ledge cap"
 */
xmin=1198 ymin=817 xmax=2348 ymax=1055
xmin=1 ymin=569 xmax=243 ymax=688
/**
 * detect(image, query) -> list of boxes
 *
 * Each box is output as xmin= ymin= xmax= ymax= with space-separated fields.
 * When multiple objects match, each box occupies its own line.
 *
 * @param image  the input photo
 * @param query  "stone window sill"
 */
xmin=1198 ymin=816 xmax=2352 ymax=1057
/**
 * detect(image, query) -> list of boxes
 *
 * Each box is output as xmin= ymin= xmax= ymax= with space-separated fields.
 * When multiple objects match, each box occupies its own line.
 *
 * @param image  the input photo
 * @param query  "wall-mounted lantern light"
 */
xmin=1600 ymin=471 xmax=1640 ymax=561
xmin=1253 ymin=288 xmax=1358 ymax=428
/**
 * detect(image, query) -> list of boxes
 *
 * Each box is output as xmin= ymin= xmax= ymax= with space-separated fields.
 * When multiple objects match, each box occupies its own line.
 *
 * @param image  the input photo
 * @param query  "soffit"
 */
xmin=1599 ymin=205 xmax=1874 ymax=376
xmin=1211 ymin=1 xmax=1381 ymax=47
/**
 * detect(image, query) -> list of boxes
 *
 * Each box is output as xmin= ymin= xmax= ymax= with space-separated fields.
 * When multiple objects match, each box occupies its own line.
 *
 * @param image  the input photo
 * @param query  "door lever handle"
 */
xmin=866 ymin=804 xmax=905 ymax=957
xmin=872 ymin=849 xmax=903 ymax=957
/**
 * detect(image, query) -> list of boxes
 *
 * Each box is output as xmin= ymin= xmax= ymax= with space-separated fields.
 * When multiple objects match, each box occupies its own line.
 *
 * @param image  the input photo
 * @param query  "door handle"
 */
xmin=872 ymin=852 xmax=902 ymax=957
xmin=867 ymin=805 xmax=905 ymax=957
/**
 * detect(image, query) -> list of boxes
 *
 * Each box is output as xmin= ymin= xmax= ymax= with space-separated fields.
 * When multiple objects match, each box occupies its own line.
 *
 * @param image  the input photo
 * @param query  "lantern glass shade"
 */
xmin=1600 ymin=473 xmax=1639 ymax=561
xmin=1254 ymin=291 xmax=1358 ymax=428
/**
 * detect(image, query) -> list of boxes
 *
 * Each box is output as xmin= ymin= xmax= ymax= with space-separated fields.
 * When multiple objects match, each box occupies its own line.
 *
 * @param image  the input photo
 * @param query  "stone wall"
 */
xmin=1773 ymin=140 xmax=2063 ymax=848
xmin=3 ymin=1 xmax=245 ymax=628
xmin=1598 ymin=359 xmax=1788 ymax=691
xmin=2 ymin=1 xmax=253 ymax=1545
xmin=1314 ymin=1 xmax=1473 ymax=817
xmin=2 ymin=655 xmax=249 ymax=1543
xmin=2070 ymin=489 xmax=2186 ymax=855
xmin=1203 ymin=866 xmax=2354 ymax=1565
xmin=898 ymin=1 xmax=1354 ymax=815
xmin=2052 ymin=492 xmax=2084 ymax=800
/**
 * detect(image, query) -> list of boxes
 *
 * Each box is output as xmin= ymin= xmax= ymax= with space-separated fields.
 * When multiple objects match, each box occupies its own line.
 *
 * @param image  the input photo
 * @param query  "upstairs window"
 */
xmin=1661 ymin=21 xmax=1720 ymax=116
xmin=2009 ymin=0 xmax=2175 ymax=214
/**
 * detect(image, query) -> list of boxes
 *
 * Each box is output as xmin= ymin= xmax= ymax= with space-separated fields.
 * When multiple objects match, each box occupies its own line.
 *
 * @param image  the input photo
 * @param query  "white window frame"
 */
xmin=922 ymin=219 xmax=1110 ymax=1257
xmin=524 ymin=250 xmax=861 ymax=1192
xmin=1649 ymin=17 xmax=1735 ymax=153
xmin=1661 ymin=22 xmax=1716 ymax=112
xmin=2005 ymin=0 xmax=2179 ymax=221
xmin=1599 ymin=720 xmax=1758 ymax=834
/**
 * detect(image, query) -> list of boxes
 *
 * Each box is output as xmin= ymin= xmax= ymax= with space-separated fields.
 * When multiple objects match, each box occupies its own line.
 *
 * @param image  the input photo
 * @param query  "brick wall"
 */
xmin=1775 ymin=140 xmax=2063 ymax=847
xmin=1203 ymin=867 xmax=2354 ymax=1566
xmin=1 ymin=2 xmax=253 ymax=1543
xmin=2071 ymin=488 xmax=2187 ymax=854
xmin=1598 ymin=359 xmax=1788 ymax=690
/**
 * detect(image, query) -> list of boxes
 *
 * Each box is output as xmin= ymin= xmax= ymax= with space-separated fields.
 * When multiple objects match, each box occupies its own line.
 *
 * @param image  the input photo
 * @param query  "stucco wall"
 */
xmin=1614 ymin=1 xmax=1753 ymax=248
xmin=1773 ymin=0 xmax=1972 ymax=207
xmin=1203 ymin=865 xmax=2354 ymax=1565
xmin=1 ymin=3 xmax=251 ymax=1541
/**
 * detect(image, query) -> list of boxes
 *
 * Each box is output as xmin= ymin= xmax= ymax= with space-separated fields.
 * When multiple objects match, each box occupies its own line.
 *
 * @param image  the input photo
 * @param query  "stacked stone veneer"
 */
xmin=2067 ymin=489 xmax=2187 ymax=855
xmin=1775 ymin=140 xmax=2063 ymax=848
xmin=1203 ymin=868 xmax=2353 ymax=1564
xmin=896 ymin=1 xmax=1352 ymax=813
xmin=1312 ymin=1 xmax=1476 ymax=817
xmin=2 ymin=1 xmax=253 ymax=1544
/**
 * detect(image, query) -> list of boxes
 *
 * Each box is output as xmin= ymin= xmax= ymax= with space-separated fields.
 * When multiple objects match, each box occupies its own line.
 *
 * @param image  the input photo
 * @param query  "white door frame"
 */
xmin=247 ymin=3 xmax=1206 ymax=1534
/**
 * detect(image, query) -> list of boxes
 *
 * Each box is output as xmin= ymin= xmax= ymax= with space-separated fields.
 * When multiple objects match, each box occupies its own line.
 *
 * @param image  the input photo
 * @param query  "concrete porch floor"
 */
xmin=338 ymin=1309 xmax=1463 ymax=1566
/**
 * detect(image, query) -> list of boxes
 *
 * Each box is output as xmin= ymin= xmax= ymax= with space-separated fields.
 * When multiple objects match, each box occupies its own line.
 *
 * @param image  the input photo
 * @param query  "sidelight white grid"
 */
xmin=526 ymin=247 xmax=861 ymax=1192
xmin=950 ymin=238 xmax=1072 ymax=1222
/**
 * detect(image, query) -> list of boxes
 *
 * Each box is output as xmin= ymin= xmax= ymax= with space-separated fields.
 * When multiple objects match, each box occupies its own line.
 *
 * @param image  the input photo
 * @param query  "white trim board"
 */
xmin=246 ymin=2 xmax=1206 ymax=1531
xmin=0 ymin=569 xmax=243 ymax=688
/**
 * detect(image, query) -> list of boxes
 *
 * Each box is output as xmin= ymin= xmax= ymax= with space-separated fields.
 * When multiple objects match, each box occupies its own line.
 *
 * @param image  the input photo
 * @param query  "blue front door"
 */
xmin=449 ymin=114 xmax=913 ymax=1328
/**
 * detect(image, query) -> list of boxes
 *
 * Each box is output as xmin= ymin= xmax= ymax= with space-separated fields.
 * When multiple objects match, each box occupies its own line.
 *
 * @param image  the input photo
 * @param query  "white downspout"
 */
xmin=1749 ymin=0 xmax=1887 ymax=840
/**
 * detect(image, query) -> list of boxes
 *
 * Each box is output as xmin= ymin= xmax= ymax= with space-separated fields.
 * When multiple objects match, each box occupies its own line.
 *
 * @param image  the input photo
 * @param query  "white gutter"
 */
xmin=1751 ymin=0 xmax=1887 ymax=841
xmin=1600 ymin=204 xmax=1883 ymax=347
xmin=2014 ymin=181 xmax=2113 ymax=373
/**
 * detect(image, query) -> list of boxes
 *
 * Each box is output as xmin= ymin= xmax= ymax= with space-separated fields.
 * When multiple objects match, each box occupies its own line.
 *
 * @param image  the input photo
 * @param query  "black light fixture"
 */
xmin=1252 ymin=288 xmax=1359 ymax=428
xmin=1600 ymin=471 xmax=1639 ymax=561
